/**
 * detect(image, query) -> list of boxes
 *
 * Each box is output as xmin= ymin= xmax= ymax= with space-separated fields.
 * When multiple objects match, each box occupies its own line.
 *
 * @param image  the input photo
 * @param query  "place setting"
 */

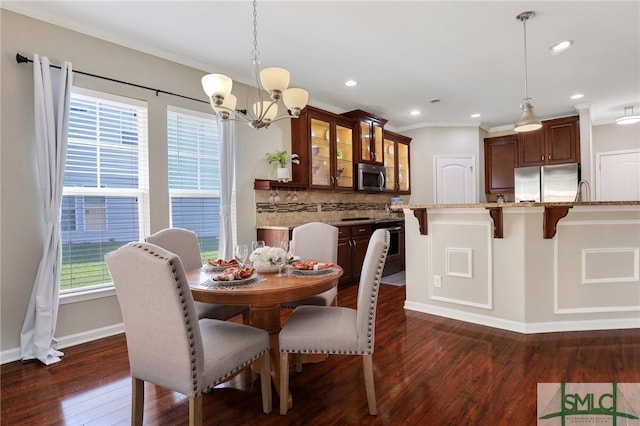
xmin=200 ymin=243 xmax=261 ymax=288
xmin=289 ymin=260 xmax=339 ymax=277
xmin=200 ymin=266 xmax=263 ymax=289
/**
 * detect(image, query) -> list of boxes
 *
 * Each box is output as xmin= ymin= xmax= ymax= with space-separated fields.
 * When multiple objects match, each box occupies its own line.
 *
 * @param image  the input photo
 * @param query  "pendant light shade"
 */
xmin=513 ymin=11 xmax=542 ymax=132
xmin=515 ymin=100 xmax=542 ymax=132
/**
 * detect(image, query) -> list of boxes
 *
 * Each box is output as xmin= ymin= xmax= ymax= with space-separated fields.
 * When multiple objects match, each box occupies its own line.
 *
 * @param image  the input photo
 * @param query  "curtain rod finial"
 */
xmin=16 ymin=53 xmax=30 ymax=64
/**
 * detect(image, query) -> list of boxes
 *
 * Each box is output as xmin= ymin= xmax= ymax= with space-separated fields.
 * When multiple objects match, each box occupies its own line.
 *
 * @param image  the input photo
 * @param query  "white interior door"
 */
xmin=435 ymin=156 xmax=476 ymax=204
xmin=596 ymin=150 xmax=640 ymax=201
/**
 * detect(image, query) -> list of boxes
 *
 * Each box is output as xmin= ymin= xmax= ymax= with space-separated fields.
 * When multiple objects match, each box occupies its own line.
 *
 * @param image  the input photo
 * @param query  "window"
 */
xmin=167 ymin=107 xmax=235 ymax=262
xmin=60 ymin=89 xmax=148 ymax=293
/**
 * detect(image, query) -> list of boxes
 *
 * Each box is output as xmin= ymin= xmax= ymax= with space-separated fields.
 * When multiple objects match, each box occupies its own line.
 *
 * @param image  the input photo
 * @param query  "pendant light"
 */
xmin=616 ymin=106 xmax=640 ymax=125
xmin=514 ymin=11 xmax=542 ymax=132
xmin=201 ymin=0 xmax=309 ymax=129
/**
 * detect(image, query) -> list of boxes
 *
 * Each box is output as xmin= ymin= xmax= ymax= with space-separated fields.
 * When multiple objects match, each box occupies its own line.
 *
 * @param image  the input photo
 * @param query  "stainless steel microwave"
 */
xmin=356 ymin=163 xmax=385 ymax=192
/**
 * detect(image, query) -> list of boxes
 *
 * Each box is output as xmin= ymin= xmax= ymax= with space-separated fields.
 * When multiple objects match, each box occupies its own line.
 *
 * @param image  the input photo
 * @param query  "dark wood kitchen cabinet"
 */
xmin=518 ymin=115 xmax=580 ymax=167
xmin=484 ymin=134 xmax=519 ymax=194
xmin=337 ymin=224 xmax=371 ymax=286
xmin=291 ymin=106 xmax=355 ymax=190
xmin=383 ymin=130 xmax=411 ymax=194
xmin=341 ymin=110 xmax=387 ymax=165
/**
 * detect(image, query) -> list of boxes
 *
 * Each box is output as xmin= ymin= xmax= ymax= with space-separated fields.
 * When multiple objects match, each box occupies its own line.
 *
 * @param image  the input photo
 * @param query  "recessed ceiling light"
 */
xmin=549 ymin=40 xmax=573 ymax=54
xmin=471 ymin=113 xmax=481 ymax=118
xmin=570 ymin=93 xmax=584 ymax=100
xmin=409 ymin=110 xmax=421 ymax=116
xmin=344 ymin=80 xmax=358 ymax=87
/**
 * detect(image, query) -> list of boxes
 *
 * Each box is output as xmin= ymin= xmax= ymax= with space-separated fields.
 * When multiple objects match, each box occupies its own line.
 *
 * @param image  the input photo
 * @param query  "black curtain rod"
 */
xmin=16 ymin=53 xmax=207 ymax=104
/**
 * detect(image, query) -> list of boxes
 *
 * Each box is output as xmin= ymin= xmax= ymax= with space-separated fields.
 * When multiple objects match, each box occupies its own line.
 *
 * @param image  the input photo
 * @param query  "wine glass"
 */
xmin=287 ymin=240 xmax=296 ymax=262
xmin=252 ymin=240 xmax=265 ymax=252
xmin=233 ymin=244 xmax=248 ymax=268
xmin=275 ymin=241 xmax=288 ymax=277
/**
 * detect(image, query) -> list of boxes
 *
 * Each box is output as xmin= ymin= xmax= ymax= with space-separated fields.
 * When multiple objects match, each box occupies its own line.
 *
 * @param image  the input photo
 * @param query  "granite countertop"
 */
xmin=391 ymin=201 xmax=640 ymax=210
xmin=257 ymin=216 xmax=404 ymax=230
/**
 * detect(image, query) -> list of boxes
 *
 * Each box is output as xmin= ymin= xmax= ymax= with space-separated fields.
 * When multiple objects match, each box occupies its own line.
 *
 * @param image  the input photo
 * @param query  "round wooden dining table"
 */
xmin=186 ymin=265 xmax=343 ymax=406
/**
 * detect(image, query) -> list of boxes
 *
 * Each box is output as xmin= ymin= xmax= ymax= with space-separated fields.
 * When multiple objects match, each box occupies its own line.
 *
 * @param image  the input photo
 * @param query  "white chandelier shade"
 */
xmin=260 ymin=67 xmax=290 ymax=94
xmin=201 ymin=74 xmax=233 ymax=99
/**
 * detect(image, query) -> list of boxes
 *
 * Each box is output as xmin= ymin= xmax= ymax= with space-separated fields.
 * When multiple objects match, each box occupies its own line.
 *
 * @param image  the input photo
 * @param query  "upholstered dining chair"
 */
xmin=278 ymin=229 xmax=389 ymax=416
xmin=280 ymin=221 xmax=339 ymax=372
xmin=146 ymin=228 xmax=250 ymax=324
xmin=105 ymin=242 xmax=272 ymax=425
xmin=281 ymin=222 xmax=339 ymax=309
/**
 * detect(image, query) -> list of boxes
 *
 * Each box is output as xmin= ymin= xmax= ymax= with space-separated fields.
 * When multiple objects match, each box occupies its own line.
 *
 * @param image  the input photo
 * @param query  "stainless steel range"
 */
xmin=371 ymin=218 xmax=404 ymax=276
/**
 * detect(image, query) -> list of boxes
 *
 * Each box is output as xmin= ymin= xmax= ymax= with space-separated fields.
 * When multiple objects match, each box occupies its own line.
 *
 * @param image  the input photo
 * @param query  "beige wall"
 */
xmin=592 ymin=122 xmax=640 ymax=153
xmin=402 ymin=126 xmax=486 ymax=205
xmin=0 ymin=10 xmax=293 ymax=358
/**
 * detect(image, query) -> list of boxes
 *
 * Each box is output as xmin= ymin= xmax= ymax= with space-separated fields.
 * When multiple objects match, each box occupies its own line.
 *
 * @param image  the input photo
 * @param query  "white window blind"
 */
xmin=61 ymin=89 xmax=149 ymax=293
xmin=167 ymin=107 xmax=233 ymax=261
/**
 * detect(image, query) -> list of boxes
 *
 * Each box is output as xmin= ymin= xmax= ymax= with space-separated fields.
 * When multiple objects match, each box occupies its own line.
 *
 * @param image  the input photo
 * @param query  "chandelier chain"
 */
xmin=201 ymin=0 xmax=309 ymax=129
xmin=251 ymin=0 xmax=259 ymax=62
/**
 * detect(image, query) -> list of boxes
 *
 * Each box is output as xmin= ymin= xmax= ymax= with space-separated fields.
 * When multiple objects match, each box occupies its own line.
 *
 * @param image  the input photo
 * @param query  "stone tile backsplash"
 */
xmin=255 ymin=189 xmax=404 ymax=227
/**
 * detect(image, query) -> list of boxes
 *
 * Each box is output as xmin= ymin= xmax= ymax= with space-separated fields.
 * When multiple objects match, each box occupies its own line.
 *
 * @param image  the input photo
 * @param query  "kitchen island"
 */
xmin=393 ymin=201 xmax=640 ymax=333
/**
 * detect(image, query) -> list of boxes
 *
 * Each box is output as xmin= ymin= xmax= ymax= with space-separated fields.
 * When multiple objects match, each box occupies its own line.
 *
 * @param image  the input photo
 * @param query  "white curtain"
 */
xmin=20 ymin=55 xmax=73 ymax=365
xmin=217 ymin=117 xmax=236 ymax=260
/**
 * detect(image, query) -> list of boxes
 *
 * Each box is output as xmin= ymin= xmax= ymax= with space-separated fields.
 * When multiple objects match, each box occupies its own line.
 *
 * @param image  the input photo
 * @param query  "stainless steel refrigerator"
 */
xmin=515 ymin=163 xmax=579 ymax=202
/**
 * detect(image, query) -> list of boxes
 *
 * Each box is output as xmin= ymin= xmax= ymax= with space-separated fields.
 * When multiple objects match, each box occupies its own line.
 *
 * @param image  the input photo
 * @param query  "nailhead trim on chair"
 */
xmin=128 ymin=242 xmax=203 ymax=394
xmin=130 ymin=243 xmax=271 ymax=395
xmin=279 ymin=232 xmax=389 ymax=356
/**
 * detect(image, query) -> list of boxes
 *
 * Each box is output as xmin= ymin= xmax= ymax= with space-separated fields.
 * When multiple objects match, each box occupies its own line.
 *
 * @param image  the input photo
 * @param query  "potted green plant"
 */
xmin=265 ymin=150 xmax=299 ymax=181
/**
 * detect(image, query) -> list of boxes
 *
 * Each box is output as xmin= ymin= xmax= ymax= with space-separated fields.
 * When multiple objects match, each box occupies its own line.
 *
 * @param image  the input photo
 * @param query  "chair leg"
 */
xmin=363 ymin=355 xmax=377 ymax=415
xmin=131 ymin=377 xmax=144 ymax=426
xmin=260 ymin=352 xmax=272 ymax=413
xmin=242 ymin=310 xmax=250 ymax=325
xmin=189 ymin=395 xmax=202 ymax=426
xmin=295 ymin=353 xmax=302 ymax=373
xmin=279 ymin=352 xmax=290 ymax=415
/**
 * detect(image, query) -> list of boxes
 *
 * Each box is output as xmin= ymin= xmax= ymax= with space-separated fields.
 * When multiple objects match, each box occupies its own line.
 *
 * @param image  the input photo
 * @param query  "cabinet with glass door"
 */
xmin=291 ymin=106 xmax=354 ymax=190
xmin=341 ymin=109 xmax=387 ymax=165
xmin=383 ymin=130 xmax=411 ymax=194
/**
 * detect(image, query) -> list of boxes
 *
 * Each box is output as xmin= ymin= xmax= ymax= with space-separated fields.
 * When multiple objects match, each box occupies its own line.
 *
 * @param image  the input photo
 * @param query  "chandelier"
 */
xmin=513 ymin=11 xmax=542 ymax=132
xmin=201 ymin=0 xmax=309 ymax=129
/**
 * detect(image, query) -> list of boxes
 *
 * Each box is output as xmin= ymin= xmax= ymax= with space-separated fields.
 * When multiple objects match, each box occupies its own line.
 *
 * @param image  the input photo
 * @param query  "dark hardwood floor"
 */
xmin=2 ymin=283 xmax=639 ymax=425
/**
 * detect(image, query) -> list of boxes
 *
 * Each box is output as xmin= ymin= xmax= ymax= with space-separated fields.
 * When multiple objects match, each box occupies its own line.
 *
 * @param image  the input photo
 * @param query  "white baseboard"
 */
xmin=1 ymin=323 xmax=124 ymax=365
xmin=404 ymin=301 xmax=640 ymax=334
